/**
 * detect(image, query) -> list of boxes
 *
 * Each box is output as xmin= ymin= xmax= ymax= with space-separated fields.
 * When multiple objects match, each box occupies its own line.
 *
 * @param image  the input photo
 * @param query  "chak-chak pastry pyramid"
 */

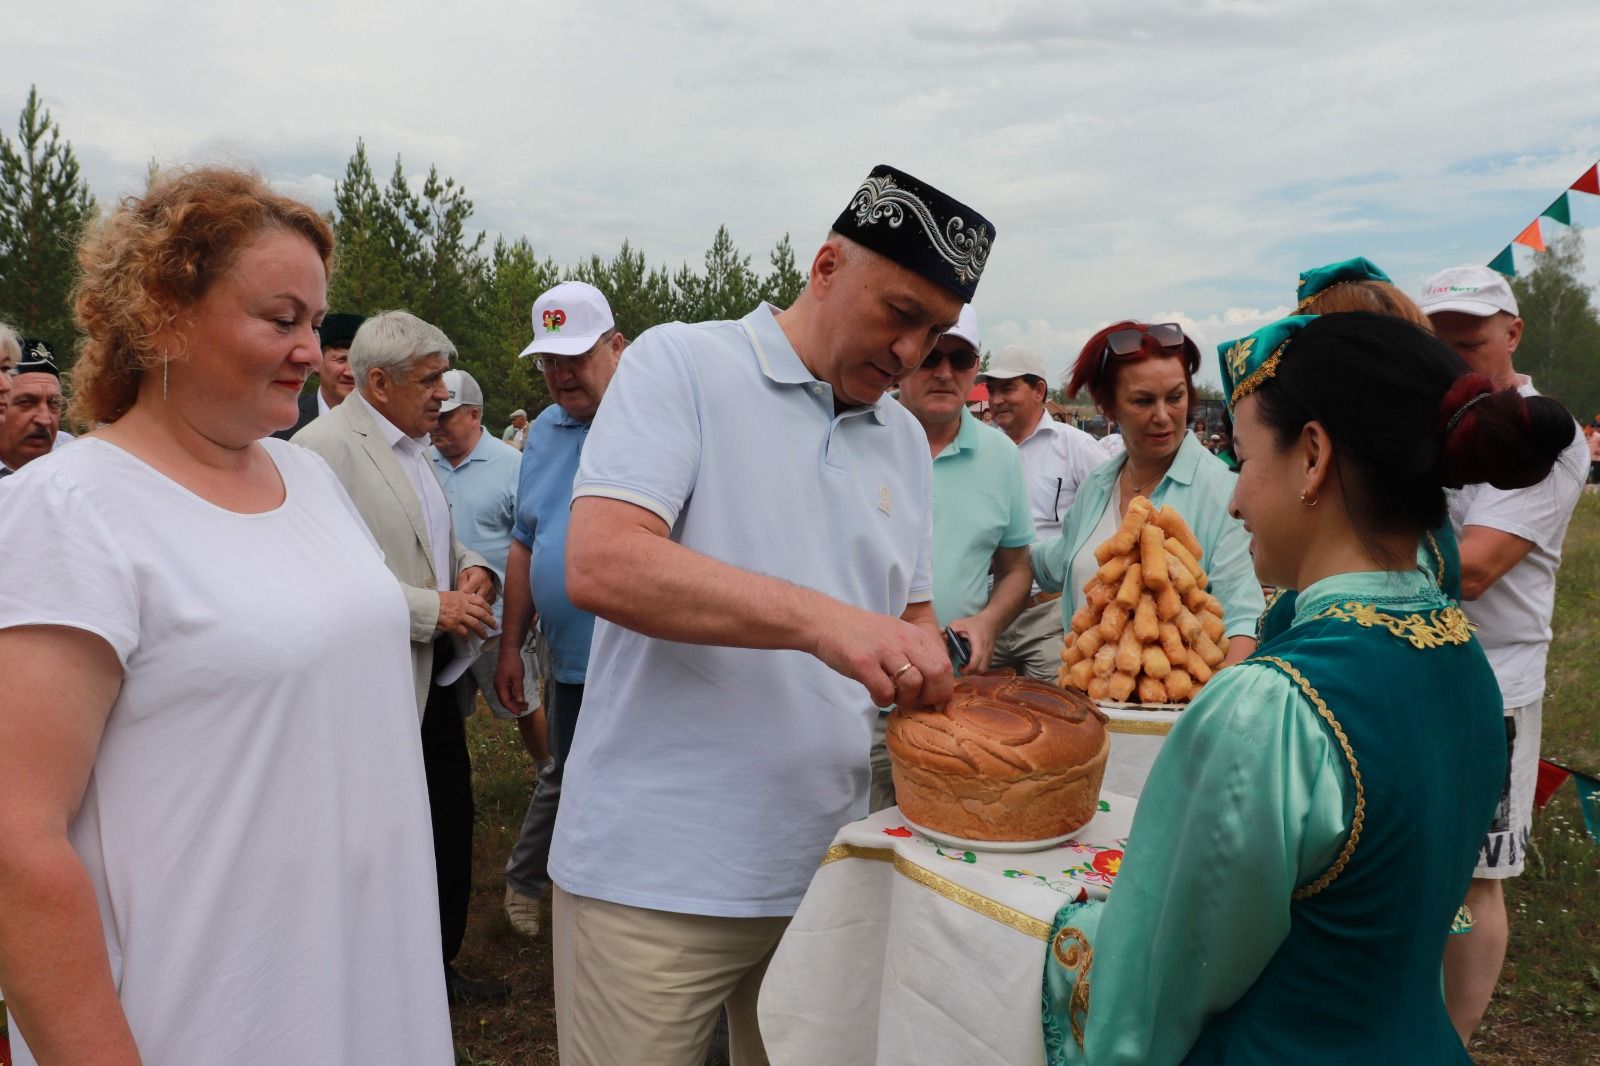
xmin=1059 ymin=497 xmax=1226 ymax=705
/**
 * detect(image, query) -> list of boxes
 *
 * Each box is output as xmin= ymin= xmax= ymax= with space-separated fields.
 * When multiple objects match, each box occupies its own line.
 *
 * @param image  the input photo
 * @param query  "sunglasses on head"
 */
xmin=1100 ymin=322 xmax=1186 ymax=374
xmin=920 ymin=347 xmax=979 ymax=372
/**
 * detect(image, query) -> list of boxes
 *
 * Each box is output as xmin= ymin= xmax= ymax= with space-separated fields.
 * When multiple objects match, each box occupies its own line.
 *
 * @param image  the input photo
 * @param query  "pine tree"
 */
xmin=1511 ymin=227 xmax=1600 ymax=420
xmin=761 ymin=233 xmax=806 ymax=310
xmin=474 ymin=236 xmax=561 ymax=424
xmin=328 ymin=140 xmax=407 ymax=315
xmin=0 ymin=86 xmax=97 ymax=360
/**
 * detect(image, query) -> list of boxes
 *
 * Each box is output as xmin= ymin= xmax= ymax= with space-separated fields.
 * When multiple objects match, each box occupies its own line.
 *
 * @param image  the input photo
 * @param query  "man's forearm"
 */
xmin=569 ymin=502 xmax=856 ymax=654
xmin=980 ymin=549 xmax=1034 ymax=633
xmin=500 ymin=540 xmax=536 ymax=647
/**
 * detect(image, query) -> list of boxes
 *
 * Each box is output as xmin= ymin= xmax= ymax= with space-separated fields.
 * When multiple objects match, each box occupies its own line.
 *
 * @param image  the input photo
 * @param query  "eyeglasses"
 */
xmin=536 ymin=351 xmax=593 ymax=373
xmin=1100 ymin=322 xmax=1186 ymax=375
xmin=919 ymin=347 xmax=979 ymax=372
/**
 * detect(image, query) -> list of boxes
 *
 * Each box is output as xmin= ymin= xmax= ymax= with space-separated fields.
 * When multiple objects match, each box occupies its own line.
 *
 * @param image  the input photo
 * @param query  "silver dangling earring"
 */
xmin=162 ymin=357 xmax=169 ymax=401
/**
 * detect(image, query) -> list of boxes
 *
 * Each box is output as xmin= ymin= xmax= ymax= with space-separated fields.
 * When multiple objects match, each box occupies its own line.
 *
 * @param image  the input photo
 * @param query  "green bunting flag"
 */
xmin=1575 ymin=775 xmax=1600 ymax=846
xmin=1542 ymin=193 xmax=1572 ymax=225
xmin=1487 ymin=245 xmax=1516 ymax=276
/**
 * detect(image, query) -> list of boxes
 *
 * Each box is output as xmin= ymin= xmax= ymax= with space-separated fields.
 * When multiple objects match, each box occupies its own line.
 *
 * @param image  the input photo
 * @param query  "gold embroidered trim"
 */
xmin=1423 ymin=530 xmax=1445 ymax=589
xmin=1103 ymin=718 xmax=1174 ymax=736
xmin=1258 ymin=587 xmax=1288 ymax=640
xmin=1228 ymin=338 xmax=1291 ymax=408
xmin=1252 ymin=656 xmax=1363 ymax=901
xmin=1294 ymin=279 xmax=1360 ymax=314
xmin=1052 ymin=926 xmax=1094 ymax=1050
xmin=820 ymin=843 xmax=1052 ymax=940
xmin=1314 ymin=601 xmax=1474 ymax=648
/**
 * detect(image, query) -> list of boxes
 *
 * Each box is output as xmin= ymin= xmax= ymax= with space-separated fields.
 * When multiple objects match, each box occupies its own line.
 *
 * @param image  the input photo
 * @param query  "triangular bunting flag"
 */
xmin=1541 ymin=193 xmax=1572 ymax=226
xmin=1513 ymin=219 xmax=1547 ymax=253
xmin=1572 ymin=163 xmax=1600 ymax=196
xmin=1535 ymin=758 xmax=1572 ymax=809
xmin=1487 ymin=245 xmax=1517 ymax=276
xmin=1574 ymin=775 xmax=1600 ymax=845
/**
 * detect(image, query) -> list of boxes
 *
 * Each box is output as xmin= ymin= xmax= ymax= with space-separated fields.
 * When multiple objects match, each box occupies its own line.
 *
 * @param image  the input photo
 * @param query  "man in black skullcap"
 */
xmin=545 ymin=164 xmax=995 ymax=1064
xmin=0 ymin=339 xmax=64 ymax=477
xmin=274 ymin=312 xmax=364 ymax=440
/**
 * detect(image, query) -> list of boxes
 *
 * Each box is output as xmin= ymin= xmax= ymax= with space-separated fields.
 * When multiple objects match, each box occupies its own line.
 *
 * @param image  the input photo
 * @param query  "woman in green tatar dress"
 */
xmin=1042 ymin=312 xmax=1577 ymax=1064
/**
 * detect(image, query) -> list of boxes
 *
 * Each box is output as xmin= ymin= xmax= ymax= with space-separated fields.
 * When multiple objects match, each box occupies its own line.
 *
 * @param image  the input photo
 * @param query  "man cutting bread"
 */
xmin=547 ymin=164 xmax=997 ymax=1065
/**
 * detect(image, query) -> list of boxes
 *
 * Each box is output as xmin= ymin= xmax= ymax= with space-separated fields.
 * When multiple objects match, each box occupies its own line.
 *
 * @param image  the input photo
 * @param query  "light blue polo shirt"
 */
xmin=926 ymin=408 xmax=1034 ymax=624
xmin=510 ymin=404 xmax=596 ymax=683
xmin=1032 ymin=431 xmax=1265 ymax=639
xmin=550 ymin=303 xmax=934 ymax=918
xmin=428 ymin=429 xmax=520 ymax=622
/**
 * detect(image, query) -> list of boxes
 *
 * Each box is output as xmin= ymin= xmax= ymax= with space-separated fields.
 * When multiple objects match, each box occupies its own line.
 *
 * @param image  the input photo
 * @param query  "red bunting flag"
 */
xmin=1512 ymin=219 xmax=1547 ymax=252
xmin=1535 ymin=758 xmax=1572 ymax=809
xmin=1573 ymin=164 xmax=1600 ymax=196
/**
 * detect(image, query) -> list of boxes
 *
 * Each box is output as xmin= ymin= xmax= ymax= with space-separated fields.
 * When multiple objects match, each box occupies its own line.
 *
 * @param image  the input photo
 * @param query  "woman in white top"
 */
xmin=0 ymin=168 xmax=453 ymax=1065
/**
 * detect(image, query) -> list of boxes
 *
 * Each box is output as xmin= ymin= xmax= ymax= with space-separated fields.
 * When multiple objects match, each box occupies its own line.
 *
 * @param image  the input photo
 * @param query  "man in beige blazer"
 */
xmin=294 ymin=310 xmax=508 ymax=1005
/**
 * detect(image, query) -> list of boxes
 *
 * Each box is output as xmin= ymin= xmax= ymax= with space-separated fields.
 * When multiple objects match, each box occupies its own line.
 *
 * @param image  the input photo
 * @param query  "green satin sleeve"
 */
xmin=1042 ymin=662 xmax=1350 ymax=1066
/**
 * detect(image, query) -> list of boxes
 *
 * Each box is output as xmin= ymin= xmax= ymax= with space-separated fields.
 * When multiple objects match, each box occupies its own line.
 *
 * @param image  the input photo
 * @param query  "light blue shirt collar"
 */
xmin=741 ymin=303 xmax=890 ymax=426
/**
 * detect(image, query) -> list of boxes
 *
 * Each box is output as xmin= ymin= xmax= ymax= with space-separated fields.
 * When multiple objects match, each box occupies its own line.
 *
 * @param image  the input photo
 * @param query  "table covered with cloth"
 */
xmin=758 ymin=795 xmax=1136 ymax=1065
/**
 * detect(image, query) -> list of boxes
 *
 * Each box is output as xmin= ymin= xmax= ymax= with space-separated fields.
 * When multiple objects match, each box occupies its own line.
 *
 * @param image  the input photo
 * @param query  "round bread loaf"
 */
xmin=886 ymin=675 xmax=1110 ymax=842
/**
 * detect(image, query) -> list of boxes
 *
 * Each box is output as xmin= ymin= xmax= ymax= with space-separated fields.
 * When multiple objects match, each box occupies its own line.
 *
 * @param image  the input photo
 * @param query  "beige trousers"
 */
xmin=553 ymin=886 xmax=790 ymax=1066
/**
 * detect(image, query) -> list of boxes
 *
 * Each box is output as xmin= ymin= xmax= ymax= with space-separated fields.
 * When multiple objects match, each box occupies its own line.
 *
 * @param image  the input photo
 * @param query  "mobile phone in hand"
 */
xmin=944 ymin=626 xmax=971 ymax=672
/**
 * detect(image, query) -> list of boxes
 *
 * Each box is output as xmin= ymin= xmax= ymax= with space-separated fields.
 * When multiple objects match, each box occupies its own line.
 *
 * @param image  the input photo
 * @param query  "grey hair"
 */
xmin=349 ymin=310 xmax=456 ymax=386
xmin=0 ymin=322 xmax=20 ymax=369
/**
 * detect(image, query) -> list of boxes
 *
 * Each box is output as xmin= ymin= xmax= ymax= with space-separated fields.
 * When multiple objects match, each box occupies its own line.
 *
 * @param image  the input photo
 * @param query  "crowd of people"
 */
xmin=0 ymin=162 xmax=1588 ymax=1066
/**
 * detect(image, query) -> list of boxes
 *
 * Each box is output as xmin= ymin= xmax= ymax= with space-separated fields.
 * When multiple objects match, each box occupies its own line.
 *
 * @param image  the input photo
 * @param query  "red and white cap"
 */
xmin=520 ymin=281 xmax=616 ymax=357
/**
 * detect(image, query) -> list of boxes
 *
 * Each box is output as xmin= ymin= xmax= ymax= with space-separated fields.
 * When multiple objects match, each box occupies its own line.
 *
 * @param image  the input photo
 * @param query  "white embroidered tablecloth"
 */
xmin=758 ymin=794 xmax=1136 ymax=1066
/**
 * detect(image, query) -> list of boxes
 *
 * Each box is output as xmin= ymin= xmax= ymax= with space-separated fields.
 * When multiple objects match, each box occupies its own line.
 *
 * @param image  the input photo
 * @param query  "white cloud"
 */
xmin=4 ymin=0 xmax=1598 ymax=356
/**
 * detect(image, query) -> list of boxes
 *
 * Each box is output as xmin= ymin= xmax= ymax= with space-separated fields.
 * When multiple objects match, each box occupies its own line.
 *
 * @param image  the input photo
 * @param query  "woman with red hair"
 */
xmin=1032 ymin=321 xmax=1264 ymax=670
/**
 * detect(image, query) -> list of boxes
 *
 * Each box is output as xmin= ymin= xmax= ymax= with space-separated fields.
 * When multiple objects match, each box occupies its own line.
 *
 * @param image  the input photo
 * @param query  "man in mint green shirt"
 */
xmin=872 ymin=305 xmax=1034 ymax=809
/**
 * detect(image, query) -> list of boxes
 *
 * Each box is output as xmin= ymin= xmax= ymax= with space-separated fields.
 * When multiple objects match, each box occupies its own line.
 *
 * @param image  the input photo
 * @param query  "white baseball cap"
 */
xmin=1418 ymin=266 xmax=1520 ymax=318
xmin=520 ymin=281 xmax=617 ymax=357
xmin=944 ymin=305 xmax=980 ymax=352
xmin=439 ymin=369 xmax=483 ymax=413
xmin=978 ymin=344 xmax=1047 ymax=382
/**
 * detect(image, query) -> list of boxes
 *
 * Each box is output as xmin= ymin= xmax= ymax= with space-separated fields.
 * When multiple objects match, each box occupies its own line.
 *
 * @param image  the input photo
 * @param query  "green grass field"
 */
xmin=4 ymin=502 xmax=1596 ymax=1065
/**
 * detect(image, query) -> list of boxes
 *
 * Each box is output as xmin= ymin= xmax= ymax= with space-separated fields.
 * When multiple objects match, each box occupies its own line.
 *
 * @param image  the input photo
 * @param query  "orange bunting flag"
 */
xmin=1573 ymin=164 xmax=1600 ymax=196
xmin=1512 ymin=218 xmax=1547 ymax=252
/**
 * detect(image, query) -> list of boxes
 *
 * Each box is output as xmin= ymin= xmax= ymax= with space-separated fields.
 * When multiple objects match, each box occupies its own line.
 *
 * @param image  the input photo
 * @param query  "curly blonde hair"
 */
xmin=70 ymin=167 xmax=334 ymax=426
xmin=1300 ymin=280 xmax=1433 ymax=332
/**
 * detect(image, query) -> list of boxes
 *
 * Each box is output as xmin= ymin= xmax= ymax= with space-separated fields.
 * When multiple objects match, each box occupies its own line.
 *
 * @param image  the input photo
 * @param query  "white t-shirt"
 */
xmin=0 ymin=437 xmax=452 ymax=1066
xmin=1448 ymin=379 xmax=1587 ymax=707
xmin=549 ymin=304 xmax=934 ymax=918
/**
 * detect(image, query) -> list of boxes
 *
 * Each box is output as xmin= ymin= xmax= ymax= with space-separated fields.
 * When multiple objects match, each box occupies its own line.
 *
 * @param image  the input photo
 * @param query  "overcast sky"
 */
xmin=7 ymin=0 xmax=1599 ymax=389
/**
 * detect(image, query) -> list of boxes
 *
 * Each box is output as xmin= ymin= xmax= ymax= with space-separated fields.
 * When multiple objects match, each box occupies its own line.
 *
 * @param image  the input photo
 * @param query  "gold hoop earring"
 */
xmin=1299 ymin=490 xmax=1318 ymax=508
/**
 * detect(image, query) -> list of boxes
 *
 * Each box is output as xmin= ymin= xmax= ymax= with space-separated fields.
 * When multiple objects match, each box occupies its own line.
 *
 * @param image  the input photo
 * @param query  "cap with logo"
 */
xmin=1418 ymin=266 xmax=1520 ymax=318
xmin=439 ymin=368 xmax=484 ymax=413
xmin=977 ymin=344 xmax=1046 ymax=383
xmin=14 ymin=338 xmax=59 ymax=378
xmin=521 ymin=281 xmax=617 ymax=358
xmin=832 ymin=164 xmax=996 ymax=303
